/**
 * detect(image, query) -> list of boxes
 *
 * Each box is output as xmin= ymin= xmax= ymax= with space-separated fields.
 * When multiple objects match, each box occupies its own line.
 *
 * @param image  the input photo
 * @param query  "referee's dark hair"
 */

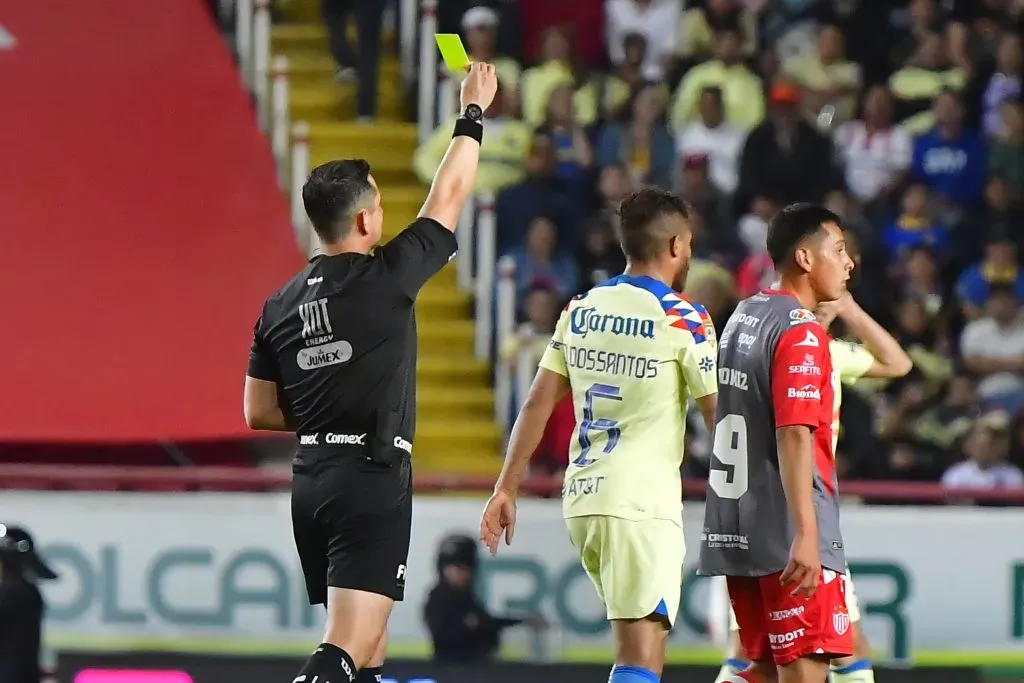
xmin=302 ymin=159 xmax=377 ymax=242
xmin=616 ymin=188 xmax=690 ymax=262
xmin=766 ymin=202 xmax=842 ymax=270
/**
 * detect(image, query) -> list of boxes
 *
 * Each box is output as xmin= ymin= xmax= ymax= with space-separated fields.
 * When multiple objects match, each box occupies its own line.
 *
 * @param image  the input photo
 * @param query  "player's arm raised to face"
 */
xmin=837 ymin=297 xmax=912 ymax=379
xmin=243 ymin=314 xmax=290 ymax=432
xmin=418 ymin=63 xmax=498 ymax=231
xmin=770 ymin=324 xmax=829 ymax=536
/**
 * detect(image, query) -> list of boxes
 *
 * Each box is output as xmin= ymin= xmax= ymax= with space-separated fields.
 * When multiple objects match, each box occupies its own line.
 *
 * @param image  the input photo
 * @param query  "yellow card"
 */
xmin=435 ymin=33 xmax=471 ymax=72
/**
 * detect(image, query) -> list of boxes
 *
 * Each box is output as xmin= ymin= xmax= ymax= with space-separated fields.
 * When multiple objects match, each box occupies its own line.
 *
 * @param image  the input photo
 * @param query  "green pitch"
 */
xmin=44 ymin=635 xmax=1024 ymax=669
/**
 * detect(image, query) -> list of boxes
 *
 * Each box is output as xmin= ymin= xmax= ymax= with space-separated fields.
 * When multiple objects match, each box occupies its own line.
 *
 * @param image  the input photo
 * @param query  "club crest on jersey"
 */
xmin=789 ymin=308 xmax=815 ymax=325
xmin=833 ymin=610 xmax=850 ymax=636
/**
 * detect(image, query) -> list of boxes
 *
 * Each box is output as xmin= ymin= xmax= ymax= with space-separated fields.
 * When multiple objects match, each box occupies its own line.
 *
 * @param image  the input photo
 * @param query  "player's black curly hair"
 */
xmin=765 ymin=202 xmax=841 ymax=270
xmin=616 ymin=188 xmax=691 ymax=262
xmin=302 ymin=158 xmax=377 ymax=242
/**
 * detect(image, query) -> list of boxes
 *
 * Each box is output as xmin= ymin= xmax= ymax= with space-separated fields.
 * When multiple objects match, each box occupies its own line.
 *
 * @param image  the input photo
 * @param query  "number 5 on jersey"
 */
xmin=710 ymin=413 xmax=748 ymax=499
xmin=574 ymin=383 xmax=622 ymax=467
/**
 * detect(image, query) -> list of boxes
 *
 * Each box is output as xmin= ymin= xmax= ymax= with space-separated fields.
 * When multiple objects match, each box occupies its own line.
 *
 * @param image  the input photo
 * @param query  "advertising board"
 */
xmin=7 ymin=491 xmax=1024 ymax=663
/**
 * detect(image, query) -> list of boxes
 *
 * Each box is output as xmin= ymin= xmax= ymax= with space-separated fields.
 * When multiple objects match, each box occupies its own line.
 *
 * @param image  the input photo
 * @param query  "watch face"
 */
xmin=465 ymin=104 xmax=483 ymax=120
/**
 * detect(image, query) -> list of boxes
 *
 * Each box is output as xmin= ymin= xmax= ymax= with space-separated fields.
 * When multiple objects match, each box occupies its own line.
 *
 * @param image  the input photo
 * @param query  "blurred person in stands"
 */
xmin=891 ymin=0 xmax=948 ymax=67
xmin=989 ymin=101 xmax=1024 ymax=206
xmin=676 ymin=0 xmax=758 ymax=69
xmin=577 ymin=216 xmax=627 ymax=292
xmin=833 ymin=85 xmax=913 ymax=210
xmin=888 ymin=32 xmax=966 ymax=135
xmin=521 ymin=26 xmax=578 ymax=127
xmin=518 ymin=0 xmax=606 ymax=69
xmin=495 ymin=131 xmax=587 ymax=255
xmin=951 ymin=174 xmax=1023 ymax=276
xmin=881 ymin=183 xmax=949 ymax=264
xmin=423 ymin=535 xmax=536 ymax=663
xmin=960 ymin=283 xmax=1024 ymax=413
xmin=1007 ymin=410 xmax=1024 ymax=470
xmin=675 ymin=86 xmax=747 ymax=196
xmin=605 ymin=0 xmax=683 ymax=83
xmin=595 ymin=164 xmax=637 ymax=235
xmin=603 ymin=32 xmax=653 ymax=119
xmin=782 ymin=23 xmax=862 ymax=126
xmin=910 ymin=89 xmax=987 ymax=209
xmin=504 ymin=216 xmax=579 ymax=307
xmin=903 ymin=374 xmax=981 ymax=458
xmin=670 ymin=24 xmax=765 ymax=131
xmin=981 ymin=33 xmax=1022 ymax=138
xmin=320 ymin=0 xmax=384 ymax=121
xmin=897 ymin=248 xmax=947 ymax=323
xmin=500 ymin=285 xmax=562 ymax=386
xmin=458 ymin=7 xmax=522 ymax=106
xmin=414 ymin=82 xmax=531 ymax=195
xmin=0 ymin=525 xmax=57 ymax=683
xmin=676 ymin=155 xmax=742 ymax=267
xmin=243 ymin=64 xmax=497 ymax=683
xmin=539 ymin=85 xmax=595 ymax=194
xmin=597 ymin=85 xmax=674 ymax=189
xmin=735 ymin=81 xmax=838 ymax=214
xmin=481 ymin=190 xmax=718 ymax=683
xmin=955 ymin=228 xmax=1024 ymax=320
xmin=942 ymin=415 xmax=1024 ymax=490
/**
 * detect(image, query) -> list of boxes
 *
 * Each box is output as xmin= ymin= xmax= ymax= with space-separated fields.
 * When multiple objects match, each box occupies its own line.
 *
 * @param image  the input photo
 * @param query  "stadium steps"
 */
xmin=269 ymin=10 xmax=503 ymax=478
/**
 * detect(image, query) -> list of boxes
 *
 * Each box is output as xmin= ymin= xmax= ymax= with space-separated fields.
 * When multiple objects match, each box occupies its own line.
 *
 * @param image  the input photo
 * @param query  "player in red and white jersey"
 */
xmin=699 ymin=203 xmax=855 ymax=683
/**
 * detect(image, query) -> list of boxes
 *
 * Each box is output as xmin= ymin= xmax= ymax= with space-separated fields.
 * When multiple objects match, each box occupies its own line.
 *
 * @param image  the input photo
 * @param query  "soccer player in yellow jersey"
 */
xmin=710 ymin=290 xmax=911 ymax=683
xmin=480 ymin=189 xmax=719 ymax=683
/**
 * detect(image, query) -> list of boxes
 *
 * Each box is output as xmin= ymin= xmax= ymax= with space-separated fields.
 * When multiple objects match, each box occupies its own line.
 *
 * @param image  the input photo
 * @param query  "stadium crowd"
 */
xmin=412 ymin=0 xmax=1024 ymax=491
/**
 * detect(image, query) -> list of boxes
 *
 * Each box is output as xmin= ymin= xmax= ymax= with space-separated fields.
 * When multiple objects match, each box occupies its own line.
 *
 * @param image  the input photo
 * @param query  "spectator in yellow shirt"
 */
xmin=520 ymin=27 xmax=600 ymax=128
xmin=669 ymin=24 xmax=764 ymax=131
xmin=889 ymin=32 xmax=965 ymax=134
xmin=783 ymin=23 xmax=862 ymax=127
xmin=456 ymin=7 xmax=522 ymax=104
xmin=412 ymin=84 xmax=532 ymax=194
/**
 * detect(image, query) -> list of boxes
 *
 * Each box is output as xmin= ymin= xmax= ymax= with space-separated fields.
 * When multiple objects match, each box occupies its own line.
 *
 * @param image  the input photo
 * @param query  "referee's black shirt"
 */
xmin=247 ymin=218 xmax=457 ymax=464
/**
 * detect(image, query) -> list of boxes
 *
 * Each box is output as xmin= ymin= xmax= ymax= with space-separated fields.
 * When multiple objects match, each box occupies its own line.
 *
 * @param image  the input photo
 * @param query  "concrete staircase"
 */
xmin=270 ymin=1 xmax=502 ymax=476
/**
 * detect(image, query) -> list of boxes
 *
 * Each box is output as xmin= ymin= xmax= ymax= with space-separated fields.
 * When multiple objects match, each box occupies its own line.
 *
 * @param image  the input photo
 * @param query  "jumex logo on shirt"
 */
xmin=569 ymin=306 xmax=656 ymax=340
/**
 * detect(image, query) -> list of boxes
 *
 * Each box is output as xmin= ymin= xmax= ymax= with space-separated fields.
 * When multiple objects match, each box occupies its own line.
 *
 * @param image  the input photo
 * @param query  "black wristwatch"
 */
xmin=462 ymin=104 xmax=484 ymax=122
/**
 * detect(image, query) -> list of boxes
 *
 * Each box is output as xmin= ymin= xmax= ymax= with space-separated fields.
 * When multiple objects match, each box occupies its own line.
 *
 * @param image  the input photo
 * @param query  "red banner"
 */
xmin=0 ymin=1 xmax=301 ymax=441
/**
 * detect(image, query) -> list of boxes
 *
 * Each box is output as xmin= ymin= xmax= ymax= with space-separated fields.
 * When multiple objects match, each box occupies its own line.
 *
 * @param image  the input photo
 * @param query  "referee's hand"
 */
xmin=460 ymin=62 xmax=499 ymax=112
xmin=479 ymin=489 xmax=517 ymax=555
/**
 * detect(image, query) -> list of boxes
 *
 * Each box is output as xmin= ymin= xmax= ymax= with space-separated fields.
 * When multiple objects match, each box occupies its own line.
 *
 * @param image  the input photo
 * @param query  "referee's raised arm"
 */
xmin=417 ymin=62 xmax=497 ymax=231
xmin=377 ymin=62 xmax=498 ymax=298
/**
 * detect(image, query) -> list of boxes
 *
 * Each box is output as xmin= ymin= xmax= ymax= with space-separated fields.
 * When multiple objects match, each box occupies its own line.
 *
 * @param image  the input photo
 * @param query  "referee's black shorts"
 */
xmin=291 ymin=451 xmax=412 ymax=605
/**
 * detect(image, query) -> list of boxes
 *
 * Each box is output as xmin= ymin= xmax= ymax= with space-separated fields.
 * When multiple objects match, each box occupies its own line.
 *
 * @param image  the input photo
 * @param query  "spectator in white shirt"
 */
xmin=960 ymin=283 xmax=1024 ymax=413
xmin=605 ymin=0 xmax=681 ymax=82
xmin=675 ymin=86 xmax=746 ymax=195
xmin=834 ymin=85 xmax=913 ymax=207
xmin=942 ymin=418 xmax=1024 ymax=490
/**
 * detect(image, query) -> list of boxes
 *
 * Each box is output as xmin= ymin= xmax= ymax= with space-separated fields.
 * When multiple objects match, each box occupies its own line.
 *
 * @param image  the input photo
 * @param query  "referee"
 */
xmin=244 ymin=63 xmax=498 ymax=683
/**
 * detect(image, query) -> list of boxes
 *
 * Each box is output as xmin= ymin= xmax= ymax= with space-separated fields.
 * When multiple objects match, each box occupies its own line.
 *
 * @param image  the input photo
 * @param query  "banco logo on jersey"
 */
xmin=787 ymin=384 xmax=821 ymax=400
xmin=570 ymin=306 xmax=655 ymax=340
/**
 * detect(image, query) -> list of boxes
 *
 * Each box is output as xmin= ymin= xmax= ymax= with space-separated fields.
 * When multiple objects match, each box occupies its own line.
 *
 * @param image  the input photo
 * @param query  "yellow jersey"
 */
xmin=828 ymin=339 xmax=875 ymax=454
xmin=539 ymin=275 xmax=718 ymax=525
